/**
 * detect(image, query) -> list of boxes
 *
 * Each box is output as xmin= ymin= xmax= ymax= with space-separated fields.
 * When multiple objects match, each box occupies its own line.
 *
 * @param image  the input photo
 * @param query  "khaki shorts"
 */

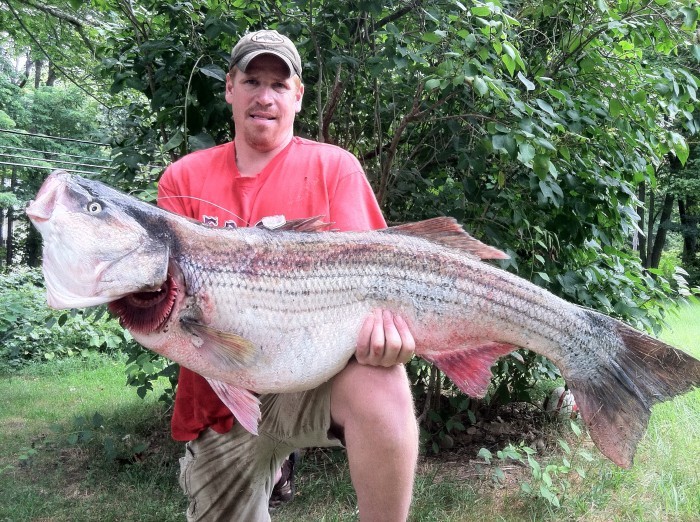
xmin=178 ymin=380 xmax=342 ymax=521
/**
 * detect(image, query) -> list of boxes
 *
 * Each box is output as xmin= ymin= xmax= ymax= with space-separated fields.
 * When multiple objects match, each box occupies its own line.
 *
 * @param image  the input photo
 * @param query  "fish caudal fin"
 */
xmin=206 ymin=378 xmax=261 ymax=435
xmin=424 ymin=343 xmax=516 ymax=397
xmin=567 ymin=314 xmax=700 ymax=468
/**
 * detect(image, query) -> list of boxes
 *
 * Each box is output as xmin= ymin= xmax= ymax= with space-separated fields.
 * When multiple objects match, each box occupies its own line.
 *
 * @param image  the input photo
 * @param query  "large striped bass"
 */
xmin=26 ymin=170 xmax=700 ymax=468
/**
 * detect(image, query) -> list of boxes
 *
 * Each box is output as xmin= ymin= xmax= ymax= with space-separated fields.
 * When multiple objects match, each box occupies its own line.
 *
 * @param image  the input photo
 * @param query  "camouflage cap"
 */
xmin=230 ymin=30 xmax=302 ymax=78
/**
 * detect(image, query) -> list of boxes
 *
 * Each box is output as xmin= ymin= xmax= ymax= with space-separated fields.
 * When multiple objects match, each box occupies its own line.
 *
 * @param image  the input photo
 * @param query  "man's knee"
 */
xmin=330 ymin=360 xmax=416 ymax=434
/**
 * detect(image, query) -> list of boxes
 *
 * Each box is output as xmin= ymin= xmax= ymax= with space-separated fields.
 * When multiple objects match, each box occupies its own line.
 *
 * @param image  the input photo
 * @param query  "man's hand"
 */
xmin=355 ymin=309 xmax=415 ymax=366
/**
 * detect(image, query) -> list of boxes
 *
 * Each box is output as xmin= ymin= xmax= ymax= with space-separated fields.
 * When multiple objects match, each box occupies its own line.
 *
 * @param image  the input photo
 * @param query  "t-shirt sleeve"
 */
xmin=157 ymin=164 xmax=193 ymax=217
xmin=329 ymin=153 xmax=387 ymax=232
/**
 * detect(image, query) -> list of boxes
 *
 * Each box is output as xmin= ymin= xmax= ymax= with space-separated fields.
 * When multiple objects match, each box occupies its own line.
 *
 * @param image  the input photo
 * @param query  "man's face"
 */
xmin=226 ymin=54 xmax=304 ymax=153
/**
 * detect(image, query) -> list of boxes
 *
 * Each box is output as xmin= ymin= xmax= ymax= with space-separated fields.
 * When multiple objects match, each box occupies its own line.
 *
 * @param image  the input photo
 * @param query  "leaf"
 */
xmin=533 ymin=154 xmax=551 ymax=179
xmin=518 ymin=142 xmax=536 ymax=164
xmin=609 ymin=98 xmax=623 ymax=117
xmin=425 ymin=78 xmax=442 ymax=90
xmin=669 ymin=131 xmax=689 ymax=164
xmin=477 ymin=447 xmax=493 ymax=462
xmin=474 ymin=76 xmax=489 ymax=96
xmin=471 ymin=6 xmax=491 ymax=16
xmin=681 ymin=7 xmax=698 ymax=30
xmin=535 ymin=99 xmax=556 ymax=118
xmin=518 ymin=71 xmax=535 ymax=91
xmin=501 ymin=54 xmax=515 ymax=76
xmin=421 ymin=32 xmax=442 ymax=44
xmin=188 ymin=132 xmax=216 ymax=152
xmin=199 ymin=64 xmax=227 ymax=82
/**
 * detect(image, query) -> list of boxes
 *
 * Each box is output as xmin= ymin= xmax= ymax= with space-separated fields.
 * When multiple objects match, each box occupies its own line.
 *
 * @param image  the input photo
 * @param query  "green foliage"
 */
xmin=0 ymin=267 xmax=134 ymax=370
xmin=54 ymin=411 xmax=151 ymax=464
xmin=478 ymin=421 xmax=595 ymax=509
xmin=123 ymin=348 xmax=178 ymax=404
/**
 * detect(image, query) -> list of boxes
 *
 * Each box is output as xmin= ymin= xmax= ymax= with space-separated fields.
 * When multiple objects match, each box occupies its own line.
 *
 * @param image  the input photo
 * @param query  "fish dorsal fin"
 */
xmin=256 ymin=215 xmax=332 ymax=232
xmin=383 ymin=217 xmax=509 ymax=260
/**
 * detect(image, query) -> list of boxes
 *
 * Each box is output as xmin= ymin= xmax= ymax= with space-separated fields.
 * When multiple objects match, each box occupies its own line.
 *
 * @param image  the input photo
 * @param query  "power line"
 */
xmin=0 ymin=152 xmax=110 ymax=171
xmin=0 ymin=128 xmax=108 ymax=146
xmin=0 ymin=144 xmax=111 ymax=163
xmin=0 ymin=160 xmax=104 ymax=176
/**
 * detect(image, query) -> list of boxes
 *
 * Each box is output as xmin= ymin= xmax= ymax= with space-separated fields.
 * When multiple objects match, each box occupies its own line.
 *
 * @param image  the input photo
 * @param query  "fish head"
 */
xmin=26 ymin=170 xmax=170 ymax=309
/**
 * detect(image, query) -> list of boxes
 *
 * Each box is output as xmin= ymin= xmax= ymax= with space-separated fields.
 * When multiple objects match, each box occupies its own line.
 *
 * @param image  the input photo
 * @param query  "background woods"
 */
xmin=1 ymin=0 xmax=699 ymax=441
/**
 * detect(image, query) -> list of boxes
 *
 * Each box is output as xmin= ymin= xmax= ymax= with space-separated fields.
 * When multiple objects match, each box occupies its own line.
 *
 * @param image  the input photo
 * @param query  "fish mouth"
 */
xmin=108 ymin=268 xmax=179 ymax=335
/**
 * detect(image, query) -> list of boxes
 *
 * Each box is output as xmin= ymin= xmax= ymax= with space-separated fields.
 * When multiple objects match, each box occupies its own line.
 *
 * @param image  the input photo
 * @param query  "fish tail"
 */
xmin=567 ymin=312 xmax=700 ymax=468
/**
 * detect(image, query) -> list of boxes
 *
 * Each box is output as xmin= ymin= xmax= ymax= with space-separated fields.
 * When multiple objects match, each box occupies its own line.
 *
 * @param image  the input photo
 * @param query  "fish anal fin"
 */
xmin=384 ymin=217 xmax=509 ymax=260
xmin=206 ymin=378 xmax=261 ymax=435
xmin=182 ymin=319 xmax=259 ymax=368
xmin=423 ymin=342 xmax=516 ymax=397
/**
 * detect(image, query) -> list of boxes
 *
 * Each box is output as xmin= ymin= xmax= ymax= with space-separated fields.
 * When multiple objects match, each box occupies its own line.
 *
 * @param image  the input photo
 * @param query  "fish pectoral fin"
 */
xmin=206 ymin=379 xmax=261 ymax=435
xmin=423 ymin=342 xmax=516 ymax=397
xmin=182 ymin=319 xmax=259 ymax=368
xmin=383 ymin=217 xmax=509 ymax=260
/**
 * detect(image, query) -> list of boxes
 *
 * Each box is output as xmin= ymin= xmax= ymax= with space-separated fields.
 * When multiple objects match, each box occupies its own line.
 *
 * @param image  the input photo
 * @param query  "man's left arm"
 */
xmin=330 ymin=165 xmax=416 ymax=367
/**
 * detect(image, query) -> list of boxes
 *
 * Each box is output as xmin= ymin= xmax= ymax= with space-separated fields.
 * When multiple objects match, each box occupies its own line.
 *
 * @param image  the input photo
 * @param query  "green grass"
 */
xmin=1 ymin=304 xmax=699 ymax=521
xmin=0 ymin=354 xmax=185 ymax=521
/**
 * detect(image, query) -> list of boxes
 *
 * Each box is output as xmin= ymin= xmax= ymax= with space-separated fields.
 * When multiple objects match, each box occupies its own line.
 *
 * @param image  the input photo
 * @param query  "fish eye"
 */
xmin=87 ymin=201 xmax=102 ymax=213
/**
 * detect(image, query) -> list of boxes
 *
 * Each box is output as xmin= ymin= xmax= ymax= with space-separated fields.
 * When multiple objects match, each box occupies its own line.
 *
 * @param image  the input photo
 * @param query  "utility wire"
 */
xmin=0 ymin=128 xmax=108 ymax=146
xmin=0 ymin=145 xmax=111 ymax=163
xmin=0 ymin=152 xmax=111 ymax=171
xmin=0 ymin=160 xmax=103 ymax=176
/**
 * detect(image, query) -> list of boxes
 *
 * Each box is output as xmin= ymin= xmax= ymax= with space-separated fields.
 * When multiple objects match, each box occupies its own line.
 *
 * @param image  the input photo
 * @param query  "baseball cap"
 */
xmin=230 ymin=30 xmax=302 ymax=78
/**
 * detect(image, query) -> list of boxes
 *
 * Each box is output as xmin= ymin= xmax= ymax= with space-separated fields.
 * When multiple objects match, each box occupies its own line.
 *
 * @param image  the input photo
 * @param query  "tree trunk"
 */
xmin=46 ymin=61 xmax=57 ymax=86
xmin=636 ymin=182 xmax=647 ymax=266
xmin=678 ymin=198 xmax=698 ymax=265
xmin=34 ymin=59 xmax=44 ymax=88
xmin=5 ymin=167 xmax=16 ymax=266
xmin=649 ymin=193 xmax=674 ymax=269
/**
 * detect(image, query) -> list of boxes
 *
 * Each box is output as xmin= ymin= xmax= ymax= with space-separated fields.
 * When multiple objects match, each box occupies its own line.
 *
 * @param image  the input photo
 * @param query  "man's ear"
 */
xmin=225 ymin=71 xmax=236 ymax=104
xmin=295 ymin=82 xmax=304 ymax=113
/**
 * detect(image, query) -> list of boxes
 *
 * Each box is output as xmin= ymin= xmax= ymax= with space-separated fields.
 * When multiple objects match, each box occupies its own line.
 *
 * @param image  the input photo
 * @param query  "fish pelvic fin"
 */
xmin=423 ymin=343 xmax=516 ymax=397
xmin=181 ymin=319 xmax=259 ymax=368
xmin=568 ymin=313 xmax=700 ymax=468
xmin=383 ymin=217 xmax=509 ymax=260
xmin=206 ymin=379 xmax=261 ymax=435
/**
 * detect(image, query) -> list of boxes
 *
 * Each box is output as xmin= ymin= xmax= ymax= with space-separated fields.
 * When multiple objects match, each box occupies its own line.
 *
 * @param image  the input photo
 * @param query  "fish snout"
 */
xmin=26 ymin=170 xmax=69 ymax=224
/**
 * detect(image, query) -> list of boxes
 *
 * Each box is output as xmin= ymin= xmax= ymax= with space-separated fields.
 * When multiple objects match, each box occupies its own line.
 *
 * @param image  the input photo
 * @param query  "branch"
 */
xmin=12 ymin=0 xmax=96 ymax=53
xmin=5 ymin=0 xmax=109 ymax=108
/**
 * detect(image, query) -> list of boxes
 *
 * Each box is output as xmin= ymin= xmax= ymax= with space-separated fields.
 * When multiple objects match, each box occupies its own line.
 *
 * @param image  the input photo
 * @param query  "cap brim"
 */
xmin=237 ymin=50 xmax=296 ymax=77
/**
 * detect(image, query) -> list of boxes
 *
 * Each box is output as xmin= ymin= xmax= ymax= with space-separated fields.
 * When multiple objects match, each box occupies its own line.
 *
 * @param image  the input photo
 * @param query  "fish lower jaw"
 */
xmin=108 ymin=273 xmax=179 ymax=335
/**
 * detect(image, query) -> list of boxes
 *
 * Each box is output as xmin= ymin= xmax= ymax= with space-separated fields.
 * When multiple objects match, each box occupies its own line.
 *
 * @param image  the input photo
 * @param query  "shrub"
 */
xmin=0 ymin=267 xmax=135 ymax=370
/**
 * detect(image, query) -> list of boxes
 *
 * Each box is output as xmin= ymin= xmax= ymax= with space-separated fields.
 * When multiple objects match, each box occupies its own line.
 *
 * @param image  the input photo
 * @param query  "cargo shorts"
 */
xmin=178 ymin=380 xmax=342 ymax=521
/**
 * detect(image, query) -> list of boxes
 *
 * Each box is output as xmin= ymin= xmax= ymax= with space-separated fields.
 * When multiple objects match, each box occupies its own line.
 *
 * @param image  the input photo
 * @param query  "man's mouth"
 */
xmin=250 ymin=113 xmax=275 ymax=120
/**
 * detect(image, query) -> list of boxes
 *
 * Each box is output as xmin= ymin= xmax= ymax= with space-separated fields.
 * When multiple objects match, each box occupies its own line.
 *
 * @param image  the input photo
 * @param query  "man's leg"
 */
xmin=178 ymin=382 xmax=343 ymax=522
xmin=330 ymin=359 xmax=419 ymax=521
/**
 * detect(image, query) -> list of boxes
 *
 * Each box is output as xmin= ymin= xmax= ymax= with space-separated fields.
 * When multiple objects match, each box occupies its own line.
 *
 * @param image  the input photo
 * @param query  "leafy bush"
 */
xmin=0 ymin=267 xmax=135 ymax=370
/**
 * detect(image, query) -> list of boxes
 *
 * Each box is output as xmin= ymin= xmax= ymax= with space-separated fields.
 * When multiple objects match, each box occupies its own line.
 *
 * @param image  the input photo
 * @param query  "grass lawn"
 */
xmin=1 ymin=303 xmax=698 ymax=521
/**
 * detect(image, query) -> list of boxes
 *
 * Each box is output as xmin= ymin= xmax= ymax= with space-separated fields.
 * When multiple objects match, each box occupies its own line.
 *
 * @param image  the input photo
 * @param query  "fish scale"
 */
xmin=26 ymin=170 xmax=700 ymax=468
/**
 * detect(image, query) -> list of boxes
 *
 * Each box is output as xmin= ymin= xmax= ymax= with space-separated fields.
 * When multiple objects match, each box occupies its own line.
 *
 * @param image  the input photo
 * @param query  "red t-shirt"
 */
xmin=158 ymin=136 xmax=387 ymax=441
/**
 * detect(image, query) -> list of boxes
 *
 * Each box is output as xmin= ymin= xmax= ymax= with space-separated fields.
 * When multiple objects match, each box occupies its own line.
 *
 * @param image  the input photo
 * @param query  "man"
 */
xmin=157 ymin=30 xmax=419 ymax=521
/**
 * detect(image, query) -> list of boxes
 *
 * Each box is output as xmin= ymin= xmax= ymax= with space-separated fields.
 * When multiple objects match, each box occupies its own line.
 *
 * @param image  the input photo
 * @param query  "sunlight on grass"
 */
xmin=0 ymin=353 xmax=184 ymax=522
